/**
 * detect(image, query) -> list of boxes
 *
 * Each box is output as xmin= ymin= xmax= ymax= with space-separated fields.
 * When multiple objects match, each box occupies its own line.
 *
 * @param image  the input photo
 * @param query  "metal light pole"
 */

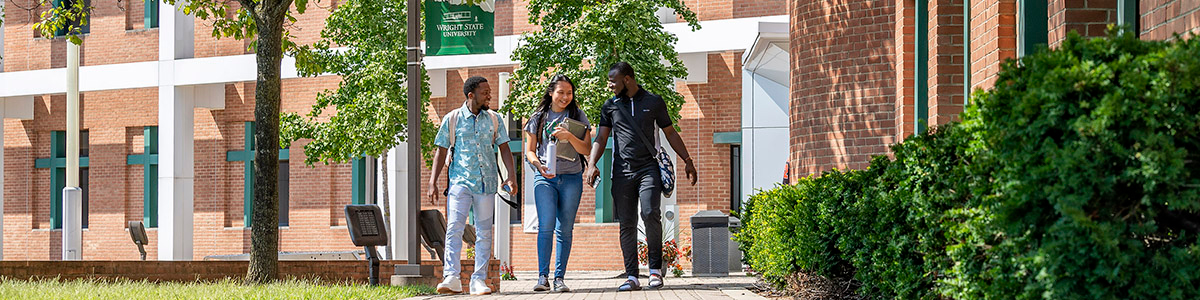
xmin=63 ymin=40 xmax=82 ymax=261
xmin=405 ymin=0 xmax=422 ymax=269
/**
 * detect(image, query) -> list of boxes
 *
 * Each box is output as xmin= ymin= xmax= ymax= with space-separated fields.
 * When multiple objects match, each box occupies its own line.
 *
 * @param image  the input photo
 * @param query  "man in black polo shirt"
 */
xmin=585 ymin=62 xmax=698 ymax=291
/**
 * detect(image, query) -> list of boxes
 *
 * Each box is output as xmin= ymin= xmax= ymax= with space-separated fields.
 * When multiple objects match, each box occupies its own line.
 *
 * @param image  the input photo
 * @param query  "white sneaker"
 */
xmin=436 ymin=276 xmax=462 ymax=294
xmin=470 ymin=278 xmax=493 ymax=295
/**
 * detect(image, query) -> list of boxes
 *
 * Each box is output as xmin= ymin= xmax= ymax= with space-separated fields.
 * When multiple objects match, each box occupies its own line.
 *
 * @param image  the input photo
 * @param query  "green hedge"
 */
xmin=738 ymin=31 xmax=1200 ymax=299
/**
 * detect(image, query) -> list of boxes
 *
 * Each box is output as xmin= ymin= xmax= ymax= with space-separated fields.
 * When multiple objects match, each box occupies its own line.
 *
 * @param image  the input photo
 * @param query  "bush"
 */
xmin=944 ymin=30 xmax=1200 ymax=299
xmin=739 ymin=30 xmax=1200 ymax=300
xmin=739 ymin=169 xmax=867 ymax=287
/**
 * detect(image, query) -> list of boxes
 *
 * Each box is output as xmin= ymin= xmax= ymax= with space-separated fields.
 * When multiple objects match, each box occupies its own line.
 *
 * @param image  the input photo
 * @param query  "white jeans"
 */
xmin=443 ymin=184 xmax=495 ymax=280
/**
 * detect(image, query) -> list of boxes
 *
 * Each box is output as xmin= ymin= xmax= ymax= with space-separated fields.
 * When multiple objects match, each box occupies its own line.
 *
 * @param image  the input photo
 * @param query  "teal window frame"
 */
xmin=34 ymin=131 xmax=90 ymax=229
xmin=225 ymin=122 xmax=290 ymax=227
xmin=1017 ymin=0 xmax=1049 ymax=58
xmin=351 ymin=155 xmax=370 ymax=205
xmin=144 ymin=0 xmax=159 ymax=29
xmin=1118 ymin=0 xmax=1139 ymax=35
xmin=916 ymin=0 xmax=930 ymax=135
xmin=51 ymin=0 xmax=91 ymax=36
xmin=594 ymin=137 xmax=615 ymax=223
xmin=126 ymin=127 xmax=158 ymax=227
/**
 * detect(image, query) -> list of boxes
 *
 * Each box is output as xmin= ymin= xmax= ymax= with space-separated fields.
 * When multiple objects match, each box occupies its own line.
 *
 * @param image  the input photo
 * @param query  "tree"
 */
xmin=281 ymin=0 xmax=437 ymax=258
xmin=33 ymin=0 xmax=315 ymax=284
xmin=506 ymin=0 xmax=700 ymax=121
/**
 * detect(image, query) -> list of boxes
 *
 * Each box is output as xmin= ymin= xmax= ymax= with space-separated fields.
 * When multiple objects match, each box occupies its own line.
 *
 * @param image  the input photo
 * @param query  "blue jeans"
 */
xmin=534 ymin=173 xmax=583 ymax=279
xmin=443 ymin=184 xmax=495 ymax=280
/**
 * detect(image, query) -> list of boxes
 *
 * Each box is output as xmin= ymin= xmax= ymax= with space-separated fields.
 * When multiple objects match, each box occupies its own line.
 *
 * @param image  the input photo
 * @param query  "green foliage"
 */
xmin=739 ymin=30 xmax=1200 ymax=299
xmin=33 ymin=0 xmax=91 ymax=44
xmin=0 ymin=277 xmax=433 ymax=299
xmin=944 ymin=29 xmax=1200 ymax=300
xmin=506 ymin=0 xmax=699 ymax=122
xmin=840 ymin=124 xmax=978 ymax=299
xmin=282 ymin=0 xmax=436 ymax=165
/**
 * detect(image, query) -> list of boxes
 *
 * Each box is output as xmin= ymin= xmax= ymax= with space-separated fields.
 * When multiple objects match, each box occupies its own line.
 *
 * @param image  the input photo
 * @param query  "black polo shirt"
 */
xmin=597 ymin=86 xmax=673 ymax=175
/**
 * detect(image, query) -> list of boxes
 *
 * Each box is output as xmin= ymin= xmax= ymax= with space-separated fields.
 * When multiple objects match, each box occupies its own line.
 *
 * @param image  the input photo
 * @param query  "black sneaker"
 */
xmin=553 ymin=277 xmax=571 ymax=292
xmin=648 ymin=274 xmax=664 ymax=289
xmin=618 ymin=279 xmax=641 ymax=292
xmin=533 ymin=275 xmax=550 ymax=292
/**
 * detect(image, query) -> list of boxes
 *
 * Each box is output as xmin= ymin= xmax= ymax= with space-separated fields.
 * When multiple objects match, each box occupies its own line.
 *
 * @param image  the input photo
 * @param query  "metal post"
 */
xmin=405 ymin=0 xmax=422 ymax=268
xmin=67 ymin=42 xmax=80 ymax=188
xmin=64 ymin=39 xmax=82 ymax=261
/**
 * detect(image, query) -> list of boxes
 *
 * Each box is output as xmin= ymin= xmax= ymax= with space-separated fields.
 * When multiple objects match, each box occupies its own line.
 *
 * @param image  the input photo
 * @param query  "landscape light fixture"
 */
xmin=127 ymin=221 xmax=148 ymax=260
xmin=345 ymin=204 xmax=389 ymax=285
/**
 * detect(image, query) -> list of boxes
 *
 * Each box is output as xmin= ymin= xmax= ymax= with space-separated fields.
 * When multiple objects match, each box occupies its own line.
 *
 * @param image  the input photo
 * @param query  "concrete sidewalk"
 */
xmin=404 ymin=271 xmax=767 ymax=299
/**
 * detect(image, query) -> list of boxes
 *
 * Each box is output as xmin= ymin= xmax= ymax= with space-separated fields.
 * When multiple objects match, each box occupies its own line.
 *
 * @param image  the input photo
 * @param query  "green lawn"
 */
xmin=0 ymin=277 xmax=433 ymax=300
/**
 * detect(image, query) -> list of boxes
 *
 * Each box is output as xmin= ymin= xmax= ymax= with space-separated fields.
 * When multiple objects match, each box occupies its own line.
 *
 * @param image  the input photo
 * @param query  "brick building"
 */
xmin=0 ymin=0 xmax=789 ymax=273
xmin=787 ymin=0 xmax=1200 ymax=177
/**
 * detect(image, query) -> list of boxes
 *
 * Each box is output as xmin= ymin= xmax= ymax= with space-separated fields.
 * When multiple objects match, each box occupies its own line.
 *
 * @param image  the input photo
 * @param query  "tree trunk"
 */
xmin=380 ymin=151 xmax=391 ymax=260
xmin=246 ymin=5 xmax=288 ymax=285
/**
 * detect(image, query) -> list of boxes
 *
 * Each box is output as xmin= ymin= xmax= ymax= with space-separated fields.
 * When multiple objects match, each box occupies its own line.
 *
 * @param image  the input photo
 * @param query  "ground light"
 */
xmin=345 ymin=204 xmax=389 ymax=285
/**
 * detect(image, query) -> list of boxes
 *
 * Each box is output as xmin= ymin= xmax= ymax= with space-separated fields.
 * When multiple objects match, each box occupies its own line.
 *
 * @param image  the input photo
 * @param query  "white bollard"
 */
xmin=62 ymin=187 xmax=83 ymax=260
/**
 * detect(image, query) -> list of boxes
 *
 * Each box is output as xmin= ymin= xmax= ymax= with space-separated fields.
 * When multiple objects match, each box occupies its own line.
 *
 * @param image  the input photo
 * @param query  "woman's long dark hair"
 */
xmin=533 ymin=74 xmax=581 ymax=144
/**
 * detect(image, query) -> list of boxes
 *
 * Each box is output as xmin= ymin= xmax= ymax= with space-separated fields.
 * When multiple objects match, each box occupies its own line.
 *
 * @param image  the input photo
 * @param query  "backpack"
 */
xmin=441 ymin=107 xmax=518 ymax=208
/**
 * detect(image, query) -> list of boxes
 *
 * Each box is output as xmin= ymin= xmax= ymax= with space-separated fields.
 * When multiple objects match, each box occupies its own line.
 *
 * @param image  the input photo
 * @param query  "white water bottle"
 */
xmin=545 ymin=141 xmax=558 ymax=175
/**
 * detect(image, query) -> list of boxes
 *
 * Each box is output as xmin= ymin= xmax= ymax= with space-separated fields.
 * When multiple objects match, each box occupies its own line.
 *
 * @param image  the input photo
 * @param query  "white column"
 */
xmin=159 ymin=85 xmax=195 ymax=260
xmin=493 ymin=72 xmax=512 ymax=265
xmin=63 ymin=34 xmax=82 ymax=261
xmin=157 ymin=1 xmax=197 ymax=260
xmin=386 ymin=142 xmax=411 ymax=261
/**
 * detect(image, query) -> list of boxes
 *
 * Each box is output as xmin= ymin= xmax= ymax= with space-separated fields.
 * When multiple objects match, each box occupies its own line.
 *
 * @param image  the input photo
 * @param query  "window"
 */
xmin=51 ymin=0 xmax=91 ymax=36
xmin=126 ymin=127 xmax=158 ymax=227
xmin=730 ymin=145 xmax=742 ymax=215
xmin=144 ymin=0 xmax=158 ymax=29
xmin=225 ymin=122 xmax=290 ymax=227
xmin=278 ymin=160 xmax=290 ymax=227
xmin=35 ymin=131 xmax=89 ymax=229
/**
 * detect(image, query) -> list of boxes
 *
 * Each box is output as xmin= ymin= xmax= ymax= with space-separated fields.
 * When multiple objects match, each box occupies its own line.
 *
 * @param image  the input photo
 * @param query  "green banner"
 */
xmin=425 ymin=0 xmax=496 ymax=56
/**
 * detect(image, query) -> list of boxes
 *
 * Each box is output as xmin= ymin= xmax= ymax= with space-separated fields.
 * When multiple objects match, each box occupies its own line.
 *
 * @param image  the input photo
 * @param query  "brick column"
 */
xmin=1049 ymin=0 xmax=1117 ymax=48
xmin=895 ymin=0 xmax=918 ymax=141
xmin=1139 ymin=0 xmax=1200 ymax=40
xmin=789 ymin=0 xmax=898 ymax=176
xmin=969 ymin=0 xmax=1018 ymax=92
xmin=929 ymin=0 xmax=968 ymax=126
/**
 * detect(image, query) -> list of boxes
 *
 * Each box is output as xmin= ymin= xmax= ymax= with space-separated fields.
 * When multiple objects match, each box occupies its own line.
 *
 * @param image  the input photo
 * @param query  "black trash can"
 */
xmin=691 ymin=210 xmax=730 ymax=277
xmin=728 ymin=216 xmax=742 ymax=273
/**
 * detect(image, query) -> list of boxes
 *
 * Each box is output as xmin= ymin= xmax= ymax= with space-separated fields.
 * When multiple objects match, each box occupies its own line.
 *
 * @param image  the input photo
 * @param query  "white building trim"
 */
xmin=0 ymin=15 xmax=787 ymax=99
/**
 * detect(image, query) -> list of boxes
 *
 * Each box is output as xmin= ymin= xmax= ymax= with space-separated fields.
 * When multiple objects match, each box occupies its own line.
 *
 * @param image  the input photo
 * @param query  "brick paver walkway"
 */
xmin=403 ymin=271 xmax=766 ymax=300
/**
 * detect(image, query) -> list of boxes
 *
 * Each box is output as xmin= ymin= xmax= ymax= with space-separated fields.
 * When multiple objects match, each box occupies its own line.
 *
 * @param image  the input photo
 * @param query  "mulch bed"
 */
xmin=748 ymin=271 xmax=861 ymax=299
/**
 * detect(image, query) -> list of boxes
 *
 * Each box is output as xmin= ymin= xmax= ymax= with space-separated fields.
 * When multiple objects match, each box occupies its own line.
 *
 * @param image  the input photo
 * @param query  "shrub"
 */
xmin=739 ymin=30 xmax=1200 ymax=300
xmin=945 ymin=30 xmax=1200 ymax=299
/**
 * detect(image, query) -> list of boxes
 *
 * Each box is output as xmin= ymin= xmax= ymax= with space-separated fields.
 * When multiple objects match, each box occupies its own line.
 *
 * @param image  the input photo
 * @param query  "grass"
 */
xmin=0 ymin=277 xmax=435 ymax=300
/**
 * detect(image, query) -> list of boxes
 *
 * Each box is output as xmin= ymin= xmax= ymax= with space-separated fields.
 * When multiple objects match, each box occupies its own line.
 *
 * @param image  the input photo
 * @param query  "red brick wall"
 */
xmin=1049 ymin=0 xmax=1117 ymax=47
xmin=895 ymin=0 xmax=917 ymax=141
xmin=3 ymin=0 xmax=753 ymax=273
xmin=789 ymin=0 xmax=898 ymax=176
xmin=2 ymin=0 xmax=158 ymax=71
xmin=0 ymin=259 xmax=499 ymax=288
xmin=968 ymin=0 xmax=1017 ymax=92
xmin=1140 ymin=0 xmax=1200 ymax=40
xmin=424 ymin=53 xmax=743 ymax=273
xmin=929 ymin=0 xmax=967 ymax=127
xmin=734 ymin=0 xmax=787 ymax=19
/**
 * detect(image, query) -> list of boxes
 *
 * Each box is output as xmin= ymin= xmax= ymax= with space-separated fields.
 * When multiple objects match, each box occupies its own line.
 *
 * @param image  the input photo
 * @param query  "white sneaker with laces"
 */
xmin=470 ymin=278 xmax=493 ymax=295
xmin=436 ymin=276 xmax=462 ymax=294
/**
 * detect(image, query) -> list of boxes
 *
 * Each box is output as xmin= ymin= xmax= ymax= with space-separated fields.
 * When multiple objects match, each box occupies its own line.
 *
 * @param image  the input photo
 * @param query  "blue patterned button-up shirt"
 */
xmin=434 ymin=104 xmax=511 ymax=195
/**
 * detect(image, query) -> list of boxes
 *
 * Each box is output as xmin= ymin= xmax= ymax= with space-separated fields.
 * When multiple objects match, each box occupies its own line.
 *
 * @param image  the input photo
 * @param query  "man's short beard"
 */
xmin=480 ymin=104 xmax=491 ymax=111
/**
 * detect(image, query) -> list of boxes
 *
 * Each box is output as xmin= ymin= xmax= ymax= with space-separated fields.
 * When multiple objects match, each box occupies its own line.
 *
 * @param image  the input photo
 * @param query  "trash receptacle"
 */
xmin=691 ymin=210 xmax=729 ymax=277
xmin=728 ymin=216 xmax=742 ymax=273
